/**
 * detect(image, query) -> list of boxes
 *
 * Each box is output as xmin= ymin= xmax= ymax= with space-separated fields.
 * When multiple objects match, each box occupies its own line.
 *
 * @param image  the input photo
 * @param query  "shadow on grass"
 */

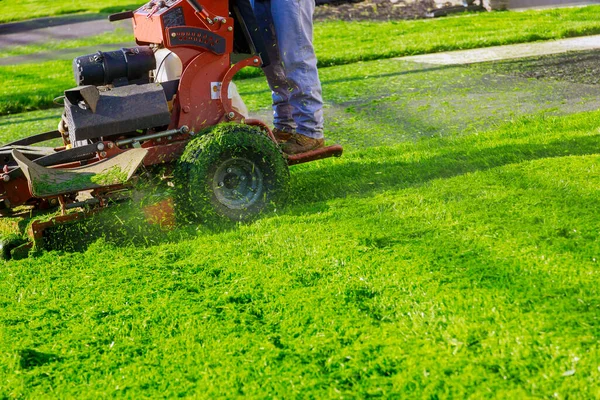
xmin=239 ymin=63 xmax=452 ymax=94
xmin=14 ymin=105 xmax=598 ymax=258
xmin=19 ymin=349 xmax=61 ymax=370
xmin=32 ymin=133 xmax=598 ymax=256
xmin=290 ymin=134 xmax=600 ymax=206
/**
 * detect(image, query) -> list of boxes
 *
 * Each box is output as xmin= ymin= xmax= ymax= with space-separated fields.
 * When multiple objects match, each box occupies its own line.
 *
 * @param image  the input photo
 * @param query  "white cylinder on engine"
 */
xmin=154 ymin=48 xmax=183 ymax=82
xmin=154 ymin=49 xmax=249 ymax=118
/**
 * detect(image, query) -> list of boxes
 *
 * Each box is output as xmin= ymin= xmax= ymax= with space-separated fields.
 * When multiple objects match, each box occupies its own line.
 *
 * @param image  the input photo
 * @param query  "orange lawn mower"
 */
xmin=0 ymin=0 xmax=342 ymax=260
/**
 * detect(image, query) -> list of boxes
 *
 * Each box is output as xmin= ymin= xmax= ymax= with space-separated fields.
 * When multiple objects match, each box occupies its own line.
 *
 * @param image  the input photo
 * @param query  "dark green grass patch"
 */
xmin=477 ymin=49 xmax=600 ymax=86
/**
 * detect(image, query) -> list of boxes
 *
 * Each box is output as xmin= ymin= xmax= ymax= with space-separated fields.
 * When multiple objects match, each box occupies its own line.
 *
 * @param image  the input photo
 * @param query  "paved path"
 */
xmin=0 ymin=14 xmax=103 ymax=35
xmin=398 ymin=35 xmax=600 ymax=65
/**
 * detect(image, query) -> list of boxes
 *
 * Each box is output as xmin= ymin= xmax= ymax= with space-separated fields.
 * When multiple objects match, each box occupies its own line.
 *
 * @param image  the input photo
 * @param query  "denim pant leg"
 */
xmin=270 ymin=0 xmax=324 ymax=139
xmin=251 ymin=0 xmax=295 ymax=131
xmin=251 ymin=0 xmax=325 ymax=139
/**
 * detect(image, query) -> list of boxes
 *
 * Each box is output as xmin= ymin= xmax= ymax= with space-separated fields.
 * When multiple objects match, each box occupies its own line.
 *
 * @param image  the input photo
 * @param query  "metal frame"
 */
xmin=0 ymin=0 xmax=343 ymax=254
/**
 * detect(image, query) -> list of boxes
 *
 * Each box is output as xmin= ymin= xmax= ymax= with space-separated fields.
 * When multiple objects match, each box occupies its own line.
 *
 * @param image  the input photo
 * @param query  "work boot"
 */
xmin=280 ymin=133 xmax=324 ymax=155
xmin=272 ymin=127 xmax=295 ymax=143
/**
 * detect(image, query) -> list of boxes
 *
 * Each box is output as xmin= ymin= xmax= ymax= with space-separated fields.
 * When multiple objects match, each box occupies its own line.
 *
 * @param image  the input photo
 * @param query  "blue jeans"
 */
xmin=250 ymin=0 xmax=325 ymax=139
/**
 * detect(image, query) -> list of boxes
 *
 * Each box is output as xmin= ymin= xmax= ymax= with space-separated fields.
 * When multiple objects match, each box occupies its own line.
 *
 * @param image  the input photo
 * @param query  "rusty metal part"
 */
xmin=12 ymin=148 xmax=148 ymax=198
xmin=287 ymin=145 xmax=344 ymax=166
xmin=244 ymin=119 xmax=277 ymax=144
xmin=29 ymin=209 xmax=103 ymax=248
xmin=142 ymin=198 xmax=176 ymax=228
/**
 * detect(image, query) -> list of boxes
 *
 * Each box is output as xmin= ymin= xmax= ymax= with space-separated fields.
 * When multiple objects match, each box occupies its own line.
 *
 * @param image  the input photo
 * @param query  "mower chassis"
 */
xmin=0 ymin=0 xmax=344 ymax=260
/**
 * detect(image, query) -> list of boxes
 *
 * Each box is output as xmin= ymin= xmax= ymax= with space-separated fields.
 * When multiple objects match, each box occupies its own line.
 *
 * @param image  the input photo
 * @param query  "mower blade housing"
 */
xmin=12 ymin=148 xmax=148 ymax=198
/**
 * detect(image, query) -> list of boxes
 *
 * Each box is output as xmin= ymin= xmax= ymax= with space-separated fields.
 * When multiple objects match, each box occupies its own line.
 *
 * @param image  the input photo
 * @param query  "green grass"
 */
xmin=2 ymin=112 xmax=600 ymax=398
xmin=0 ymin=1 xmax=139 ymax=24
xmin=5 ymin=55 xmax=600 ymax=141
xmin=314 ymin=6 xmax=600 ymax=67
xmin=0 ymin=60 xmax=74 ymax=115
xmin=0 ymin=30 xmax=131 ymax=59
xmin=1 ymin=56 xmax=600 ymax=397
xmin=3 ymin=5 xmax=600 ymax=115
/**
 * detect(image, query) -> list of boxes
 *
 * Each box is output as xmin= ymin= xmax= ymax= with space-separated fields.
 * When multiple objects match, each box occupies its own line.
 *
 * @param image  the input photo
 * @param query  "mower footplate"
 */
xmin=12 ymin=148 xmax=148 ymax=198
xmin=287 ymin=145 xmax=344 ymax=166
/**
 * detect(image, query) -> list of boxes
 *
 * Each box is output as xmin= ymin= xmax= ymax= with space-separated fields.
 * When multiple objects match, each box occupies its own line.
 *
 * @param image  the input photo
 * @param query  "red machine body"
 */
xmin=0 ymin=0 xmax=343 ymax=257
xmin=133 ymin=0 xmax=242 ymax=132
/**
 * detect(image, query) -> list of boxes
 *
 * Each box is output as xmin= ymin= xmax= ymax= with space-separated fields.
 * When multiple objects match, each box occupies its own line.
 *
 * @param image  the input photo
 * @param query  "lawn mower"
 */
xmin=0 ymin=0 xmax=343 ymax=260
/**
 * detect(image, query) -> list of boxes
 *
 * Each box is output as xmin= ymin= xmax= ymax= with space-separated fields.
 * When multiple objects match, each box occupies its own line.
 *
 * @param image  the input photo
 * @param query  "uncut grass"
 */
xmin=3 ymin=5 xmax=600 ymax=115
xmin=5 ymin=6 xmax=600 ymax=61
xmin=1 ymin=110 xmax=600 ymax=397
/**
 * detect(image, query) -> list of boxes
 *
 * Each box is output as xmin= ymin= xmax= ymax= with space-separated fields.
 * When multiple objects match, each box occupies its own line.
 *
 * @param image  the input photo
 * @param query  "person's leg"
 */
xmin=270 ymin=0 xmax=324 ymax=140
xmin=250 ymin=0 xmax=295 ymax=132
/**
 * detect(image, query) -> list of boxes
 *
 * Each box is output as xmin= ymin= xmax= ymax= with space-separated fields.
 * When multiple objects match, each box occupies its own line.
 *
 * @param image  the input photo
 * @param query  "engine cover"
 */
xmin=64 ymin=83 xmax=172 ymax=145
xmin=73 ymin=47 xmax=156 ymax=87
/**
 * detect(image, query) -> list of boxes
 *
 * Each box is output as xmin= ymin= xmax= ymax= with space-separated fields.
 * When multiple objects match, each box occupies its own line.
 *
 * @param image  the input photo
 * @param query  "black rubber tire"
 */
xmin=175 ymin=124 xmax=290 ymax=223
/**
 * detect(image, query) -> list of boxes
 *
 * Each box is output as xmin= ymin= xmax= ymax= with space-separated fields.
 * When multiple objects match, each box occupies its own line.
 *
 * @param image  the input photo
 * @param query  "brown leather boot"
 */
xmin=281 ymin=133 xmax=324 ymax=155
xmin=272 ymin=127 xmax=295 ymax=143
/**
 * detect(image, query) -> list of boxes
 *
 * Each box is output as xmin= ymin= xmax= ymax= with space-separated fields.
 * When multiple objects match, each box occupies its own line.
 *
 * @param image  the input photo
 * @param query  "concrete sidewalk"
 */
xmin=398 ymin=35 xmax=600 ymax=65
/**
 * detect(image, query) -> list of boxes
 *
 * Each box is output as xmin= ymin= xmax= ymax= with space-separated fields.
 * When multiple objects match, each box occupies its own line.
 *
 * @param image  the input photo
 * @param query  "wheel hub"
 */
xmin=213 ymin=158 xmax=264 ymax=210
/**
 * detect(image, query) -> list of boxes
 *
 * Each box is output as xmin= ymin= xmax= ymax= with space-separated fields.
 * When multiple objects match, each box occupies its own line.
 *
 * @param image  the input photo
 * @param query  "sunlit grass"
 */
xmin=2 ymin=10 xmax=600 ymax=397
xmin=0 ymin=0 xmax=138 ymax=24
xmin=1 ymin=106 xmax=600 ymax=397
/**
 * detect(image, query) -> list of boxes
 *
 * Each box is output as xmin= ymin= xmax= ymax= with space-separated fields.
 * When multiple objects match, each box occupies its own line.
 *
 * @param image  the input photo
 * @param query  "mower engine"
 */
xmin=64 ymin=46 xmax=172 ymax=148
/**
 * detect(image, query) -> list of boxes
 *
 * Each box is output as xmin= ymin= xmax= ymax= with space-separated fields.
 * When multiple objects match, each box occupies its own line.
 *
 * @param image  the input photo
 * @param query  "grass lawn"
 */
xmin=0 ymin=30 xmax=130 ymax=59
xmin=2 ymin=5 xmax=600 ymax=115
xmin=1 ymin=56 xmax=600 ymax=397
xmin=0 ymin=1 xmax=139 ymax=24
